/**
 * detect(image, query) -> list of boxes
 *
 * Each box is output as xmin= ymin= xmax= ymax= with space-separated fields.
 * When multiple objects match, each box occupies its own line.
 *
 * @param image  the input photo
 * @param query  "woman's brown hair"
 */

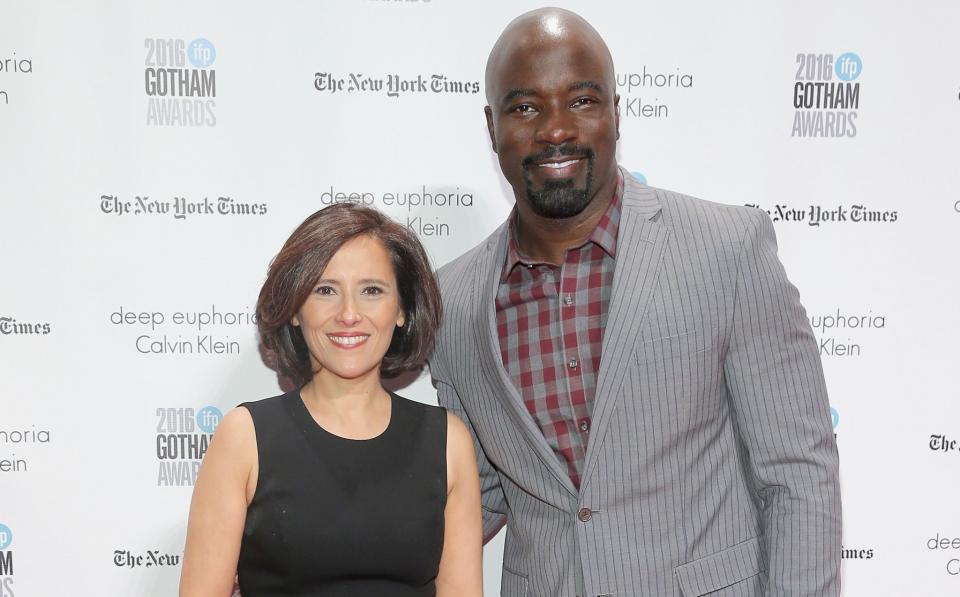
xmin=256 ymin=203 xmax=442 ymax=386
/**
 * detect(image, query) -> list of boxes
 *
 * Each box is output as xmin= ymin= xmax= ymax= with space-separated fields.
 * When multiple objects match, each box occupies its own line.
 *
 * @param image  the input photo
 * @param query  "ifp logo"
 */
xmin=834 ymin=53 xmax=862 ymax=82
xmin=196 ymin=406 xmax=223 ymax=433
xmin=187 ymin=38 xmax=216 ymax=68
xmin=831 ymin=407 xmax=840 ymax=429
xmin=0 ymin=524 xmax=10 ymax=550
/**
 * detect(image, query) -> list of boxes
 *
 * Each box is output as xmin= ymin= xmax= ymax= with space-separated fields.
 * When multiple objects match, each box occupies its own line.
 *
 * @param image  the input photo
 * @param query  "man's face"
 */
xmin=486 ymin=34 xmax=619 ymax=218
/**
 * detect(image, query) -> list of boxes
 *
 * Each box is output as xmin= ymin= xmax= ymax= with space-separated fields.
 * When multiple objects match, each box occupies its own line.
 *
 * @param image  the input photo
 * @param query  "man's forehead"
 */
xmin=488 ymin=41 xmax=612 ymax=94
xmin=500 ymin=80 xmax=606 ymax=103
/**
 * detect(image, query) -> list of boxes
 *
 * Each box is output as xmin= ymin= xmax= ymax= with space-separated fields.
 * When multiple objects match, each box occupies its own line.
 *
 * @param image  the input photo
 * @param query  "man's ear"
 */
xmin=614 ymin=93 xmax=621 ymax=140
xmin=485 ymin=106 xmax=497 ymax=152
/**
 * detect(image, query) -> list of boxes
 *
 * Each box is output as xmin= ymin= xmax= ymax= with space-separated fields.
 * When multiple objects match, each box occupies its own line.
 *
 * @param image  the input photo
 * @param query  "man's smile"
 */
xmin=534 ymin=157 xmax=584 ymax=177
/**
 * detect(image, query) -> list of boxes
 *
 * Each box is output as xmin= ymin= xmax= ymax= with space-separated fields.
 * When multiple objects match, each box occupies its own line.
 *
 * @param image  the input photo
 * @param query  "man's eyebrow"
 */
xmin=570 ymin=80 xmax=604 ymax=93
xmin=502 ymin=88 xmax=537 ymax=103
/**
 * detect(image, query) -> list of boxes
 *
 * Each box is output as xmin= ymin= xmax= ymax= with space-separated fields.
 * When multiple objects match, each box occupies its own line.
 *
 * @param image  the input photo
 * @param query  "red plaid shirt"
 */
xmin=495 ymin=176 xmax=623 ymax=488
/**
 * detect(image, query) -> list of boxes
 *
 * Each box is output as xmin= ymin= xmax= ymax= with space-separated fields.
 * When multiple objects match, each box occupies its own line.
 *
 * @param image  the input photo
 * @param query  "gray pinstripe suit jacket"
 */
xmin=429 ymin=169 xmax=841 ymax=597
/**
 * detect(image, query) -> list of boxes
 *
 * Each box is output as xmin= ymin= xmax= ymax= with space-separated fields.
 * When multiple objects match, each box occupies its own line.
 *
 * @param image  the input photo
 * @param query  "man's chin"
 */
xmin=526 ymin=186 xmax=592 ymax=219
xmin=527 ymin=171 xmax=584 ymax=191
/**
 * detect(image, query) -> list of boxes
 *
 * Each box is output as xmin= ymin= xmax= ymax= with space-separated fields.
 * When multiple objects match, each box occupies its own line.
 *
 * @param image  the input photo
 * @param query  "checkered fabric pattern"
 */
xmin=495 ymin=177 xmax=622 ymax=488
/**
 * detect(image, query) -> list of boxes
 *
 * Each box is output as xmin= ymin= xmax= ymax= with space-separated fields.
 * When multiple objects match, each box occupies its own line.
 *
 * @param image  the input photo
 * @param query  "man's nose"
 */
xmin=535 ymin=106 xmax=578 ymax=146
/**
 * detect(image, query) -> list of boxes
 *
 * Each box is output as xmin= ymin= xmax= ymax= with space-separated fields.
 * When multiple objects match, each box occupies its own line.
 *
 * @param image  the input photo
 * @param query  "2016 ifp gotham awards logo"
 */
xmin=792 ymin=52 xmax=861 ymax=138
xmin=144 ymin=37 xmax=217 ymax=126
xmin=156 ymin=406 xmax=222 ymax=486
xmin=0 ymin=523 xmax=13 ymax=596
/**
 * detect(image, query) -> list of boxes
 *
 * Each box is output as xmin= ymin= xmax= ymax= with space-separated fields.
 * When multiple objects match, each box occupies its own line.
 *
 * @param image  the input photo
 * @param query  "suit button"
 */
xmin=577 ymin=507 xmax=592 ymax=522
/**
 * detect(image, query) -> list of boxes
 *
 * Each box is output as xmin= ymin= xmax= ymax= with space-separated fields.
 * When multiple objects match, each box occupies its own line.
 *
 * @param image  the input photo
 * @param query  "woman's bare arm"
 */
xmin=179 ymin=407 xmax=257 ymax=597
xmin=436 ymin=412 xmax=484 ymax=597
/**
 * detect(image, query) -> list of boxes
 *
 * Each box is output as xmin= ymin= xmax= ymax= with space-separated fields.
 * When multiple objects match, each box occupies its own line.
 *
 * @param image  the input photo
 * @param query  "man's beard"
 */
xmin=521 ymin=144 xmax=595 ymax=219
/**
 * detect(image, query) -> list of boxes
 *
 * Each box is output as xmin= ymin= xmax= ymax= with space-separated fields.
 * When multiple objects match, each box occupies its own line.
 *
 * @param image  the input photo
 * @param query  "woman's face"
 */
xmin=292 ymin=234 xmax=405 ymax=383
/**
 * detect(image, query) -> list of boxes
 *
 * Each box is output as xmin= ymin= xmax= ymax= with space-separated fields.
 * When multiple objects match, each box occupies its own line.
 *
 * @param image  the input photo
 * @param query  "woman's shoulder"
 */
xmin=239 ymin=389 xmax=297 ymax=417
xmin=389 ymin=394 xmax=473 ymax=442
xmin=390 ymin=392 xmax=445 ymax=413
xmin=389 ymin=393 xmax=449 ymax=434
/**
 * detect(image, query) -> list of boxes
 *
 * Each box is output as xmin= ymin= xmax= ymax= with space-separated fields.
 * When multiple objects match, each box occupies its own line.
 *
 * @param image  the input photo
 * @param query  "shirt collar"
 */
xmin=501 ymin=171 xmax=623 ymax=282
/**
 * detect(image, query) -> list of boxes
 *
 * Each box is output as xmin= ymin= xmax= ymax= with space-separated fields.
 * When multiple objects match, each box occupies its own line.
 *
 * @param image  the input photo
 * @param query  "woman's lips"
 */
xmin=327 ymin=334 xmax=370 ymax=349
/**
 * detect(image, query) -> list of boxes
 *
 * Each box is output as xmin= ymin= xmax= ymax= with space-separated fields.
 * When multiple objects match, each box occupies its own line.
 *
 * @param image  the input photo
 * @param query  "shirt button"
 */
xmin=577 ymin=507 xmax=593 ymax=522
xmin=563 ymin=294 xmax=573 ymax=306
xmin=579 ymin=418 xmax=591 ymax=432
xmin=568 ymin=358 xmax=578 ymax=369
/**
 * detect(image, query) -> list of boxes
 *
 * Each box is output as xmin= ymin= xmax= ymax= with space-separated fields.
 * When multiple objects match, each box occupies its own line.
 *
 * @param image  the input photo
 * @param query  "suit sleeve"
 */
xmin=723 ymin=210 xmax=842 ymax=597
xmin=430 ymin=349 xmax=509 ymax=543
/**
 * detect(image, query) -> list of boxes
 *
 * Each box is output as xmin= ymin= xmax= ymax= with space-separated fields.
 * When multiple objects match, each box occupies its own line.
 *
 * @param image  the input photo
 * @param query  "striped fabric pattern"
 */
xmin=430 ymin=169 xmax=841 ymax=597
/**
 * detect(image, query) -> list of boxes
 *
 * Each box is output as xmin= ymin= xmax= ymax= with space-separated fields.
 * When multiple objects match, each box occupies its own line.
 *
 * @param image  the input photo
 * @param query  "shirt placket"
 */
xmin=560 ymin=249 xmax=590 ymax=485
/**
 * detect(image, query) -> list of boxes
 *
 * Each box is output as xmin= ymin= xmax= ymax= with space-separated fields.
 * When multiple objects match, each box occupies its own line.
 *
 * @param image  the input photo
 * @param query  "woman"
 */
xmin=180 ymin=203 xmax=482 ymax=596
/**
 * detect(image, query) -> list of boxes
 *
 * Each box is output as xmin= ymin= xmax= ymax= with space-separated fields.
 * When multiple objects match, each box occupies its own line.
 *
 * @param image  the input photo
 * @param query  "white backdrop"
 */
xmin=2 ymin=1 xmax=959 ymax=595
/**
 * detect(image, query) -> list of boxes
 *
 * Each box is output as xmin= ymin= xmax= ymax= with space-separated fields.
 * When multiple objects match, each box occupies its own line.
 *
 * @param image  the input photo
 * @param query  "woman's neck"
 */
xmin=300 ymin=368 xmax=390 ymax=427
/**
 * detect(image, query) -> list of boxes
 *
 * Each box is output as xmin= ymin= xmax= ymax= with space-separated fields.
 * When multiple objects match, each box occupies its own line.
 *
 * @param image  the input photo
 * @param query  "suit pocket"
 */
xmin=673 ymin=536 xmax=762 ymax=596
xmin=500 ymin=566 xmax=529 ymax=597
xmin=635 ymin=326 xmax=716 ymax=365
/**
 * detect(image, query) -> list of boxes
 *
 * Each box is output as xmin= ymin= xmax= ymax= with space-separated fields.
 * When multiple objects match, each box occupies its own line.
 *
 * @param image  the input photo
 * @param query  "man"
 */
xmin=430 ymin=8 xmax=840 ymax=597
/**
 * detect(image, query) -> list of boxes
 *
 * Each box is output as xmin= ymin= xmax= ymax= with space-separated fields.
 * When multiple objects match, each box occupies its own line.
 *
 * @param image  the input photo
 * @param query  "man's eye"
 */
xmin=571 ymin=97 xmax=595 ymax=108
xmin=512 ymin=104 xmax=536 ymax=114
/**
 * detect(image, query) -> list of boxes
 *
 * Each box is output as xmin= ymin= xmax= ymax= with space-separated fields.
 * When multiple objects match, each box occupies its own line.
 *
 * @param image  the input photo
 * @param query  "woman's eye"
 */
xmin=362 ymin=286 xmax=384 ymax=295
xmin=314 ymin=286 xmax=335 ymax=296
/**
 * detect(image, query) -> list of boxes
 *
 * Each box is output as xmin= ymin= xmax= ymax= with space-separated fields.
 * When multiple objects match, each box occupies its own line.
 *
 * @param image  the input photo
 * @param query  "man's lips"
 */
xmin=533 ymin=157 xmax=585 ymax=176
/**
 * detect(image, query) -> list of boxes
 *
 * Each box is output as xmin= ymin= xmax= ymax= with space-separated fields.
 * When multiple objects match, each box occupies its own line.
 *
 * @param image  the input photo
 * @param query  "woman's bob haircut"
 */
xmin=256 ymin=203 xmax=442 ymax=386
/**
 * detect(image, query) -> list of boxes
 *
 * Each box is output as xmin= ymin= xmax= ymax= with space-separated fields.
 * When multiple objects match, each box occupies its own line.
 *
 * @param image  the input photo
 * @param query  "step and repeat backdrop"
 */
xmin=2 ymin=0 xmax=959 ymax=595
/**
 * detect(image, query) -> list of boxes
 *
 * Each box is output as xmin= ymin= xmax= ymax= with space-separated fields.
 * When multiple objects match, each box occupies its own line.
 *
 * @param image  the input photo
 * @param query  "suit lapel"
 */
xmin=582 ymin=174 xmax=670 ymax=487
xmin=471 ymin=223 xmax=579 ymax=499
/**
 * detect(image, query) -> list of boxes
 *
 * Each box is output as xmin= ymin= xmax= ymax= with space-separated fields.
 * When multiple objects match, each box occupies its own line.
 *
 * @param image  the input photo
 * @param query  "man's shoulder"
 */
xmin=639 ymin=183 xmax=766 ymax=241
xmin=620 ymin=169 xmax=762 ymax=230
xmin=653 ymin=185 xmax=759 ymax=220
xmin=435 ymin=223 xmax=505 ymax=292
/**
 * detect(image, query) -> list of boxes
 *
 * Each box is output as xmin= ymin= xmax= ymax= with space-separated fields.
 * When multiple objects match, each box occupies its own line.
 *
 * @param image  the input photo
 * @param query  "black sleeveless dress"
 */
xmin=237 ymin=390 xmax=447 ymax=596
